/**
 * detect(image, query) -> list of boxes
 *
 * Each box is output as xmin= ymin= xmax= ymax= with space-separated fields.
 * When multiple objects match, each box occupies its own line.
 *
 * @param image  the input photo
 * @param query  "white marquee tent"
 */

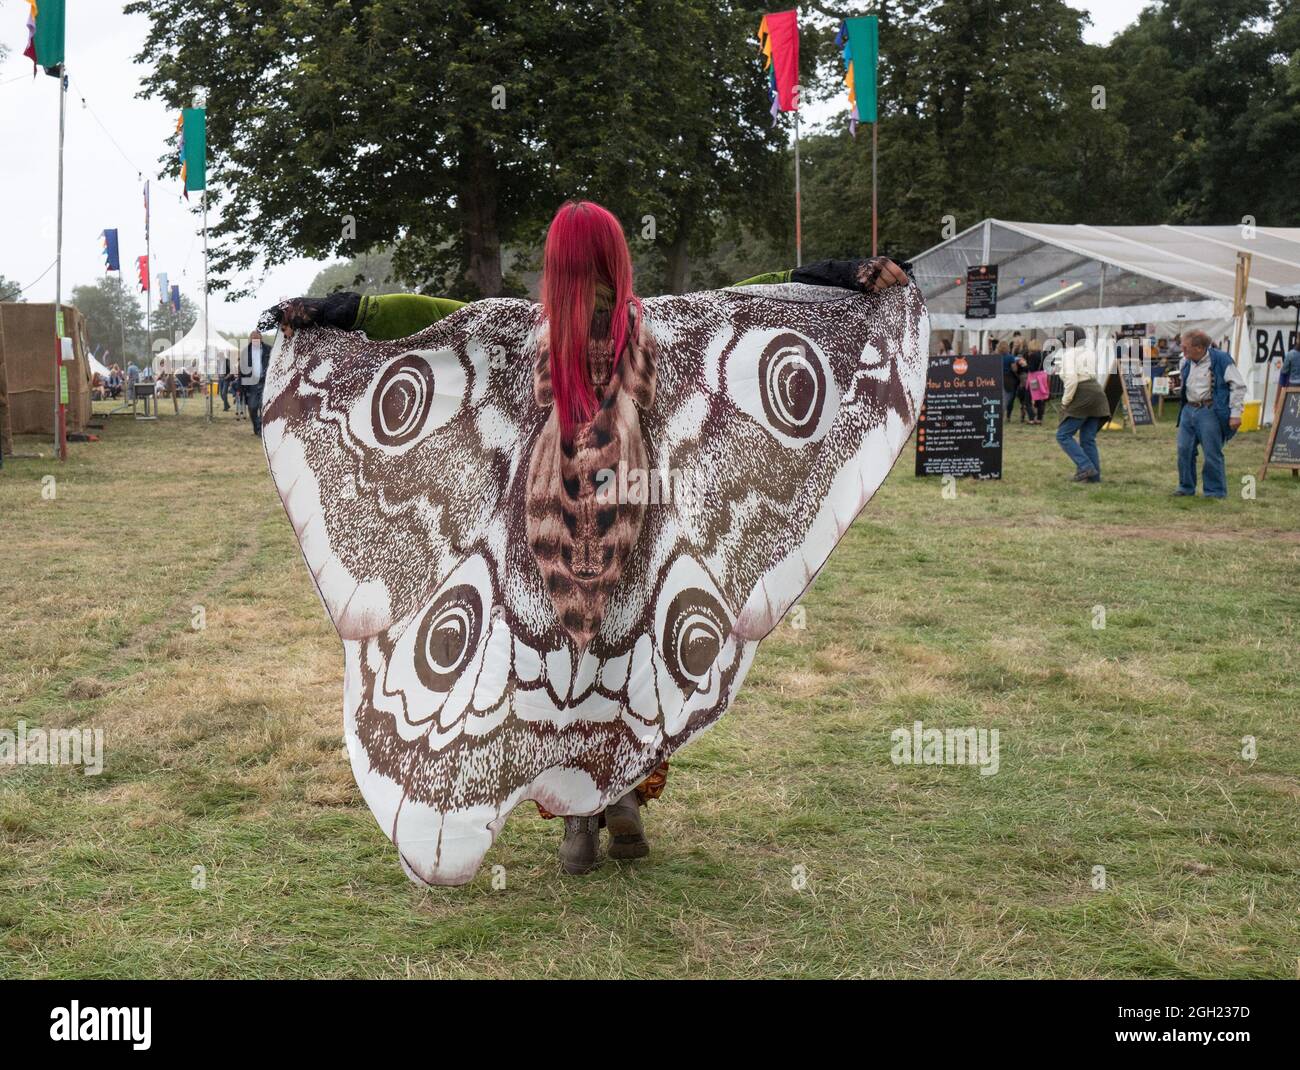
xmin=86 ymin=351 xmax=112 ymax=378
xmin=152 ymin=315 xmax=239 ymax=377
xmin=912 ymin=221 xmax=1300 ymax=418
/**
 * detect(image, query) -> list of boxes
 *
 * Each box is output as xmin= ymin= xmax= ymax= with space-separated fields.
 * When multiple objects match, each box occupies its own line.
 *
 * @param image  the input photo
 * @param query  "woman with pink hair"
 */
xmin=268 ymin=199 xmax=909 ymax=874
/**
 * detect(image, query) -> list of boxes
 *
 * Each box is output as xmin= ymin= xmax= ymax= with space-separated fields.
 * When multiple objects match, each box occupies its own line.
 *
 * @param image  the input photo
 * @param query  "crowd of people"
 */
xmin=87 ymin=336 xmax=271 ymax=433
xmin=935 ymin=327 xmax=1250 ymax=498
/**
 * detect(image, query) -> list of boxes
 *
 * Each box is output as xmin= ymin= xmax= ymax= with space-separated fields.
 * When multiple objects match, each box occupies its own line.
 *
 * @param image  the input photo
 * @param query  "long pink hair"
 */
xmin=541 ymin=200 xmax=641 ymax=440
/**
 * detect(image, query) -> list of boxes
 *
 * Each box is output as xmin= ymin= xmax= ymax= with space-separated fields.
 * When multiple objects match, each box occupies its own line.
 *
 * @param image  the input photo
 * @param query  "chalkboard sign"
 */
xmin=1122 ymin=367 xmax=1155 ymax=428
xmin=965 ymin=265 xmax=998 ymax=320
xmin=1259 ymin=387 xmax=1300 ymax=478
xmin=915 ymin=353 xmax=1003 ymax=479
xmin=1104 ymin=370 xmax=1122 ymax=420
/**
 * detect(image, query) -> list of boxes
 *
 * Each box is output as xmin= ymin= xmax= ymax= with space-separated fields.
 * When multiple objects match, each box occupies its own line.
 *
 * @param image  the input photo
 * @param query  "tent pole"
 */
xmin=54 ymin=68 xmax=67 ymax=463
xmin=1260 ymin=313 xmax=1273 ymax=424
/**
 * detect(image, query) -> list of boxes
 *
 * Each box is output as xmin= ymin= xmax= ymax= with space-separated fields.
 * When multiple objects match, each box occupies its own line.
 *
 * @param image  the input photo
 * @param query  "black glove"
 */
xmin=792 ymin=257 xmax=913 ymax=292
xmin=258 ymin=291 xmax=362 ymax=334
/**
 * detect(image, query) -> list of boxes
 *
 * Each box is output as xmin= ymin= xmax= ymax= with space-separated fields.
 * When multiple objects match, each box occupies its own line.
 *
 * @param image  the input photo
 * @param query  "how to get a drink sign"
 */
xmin=915 ymin=353 xmax=1004 ymax=480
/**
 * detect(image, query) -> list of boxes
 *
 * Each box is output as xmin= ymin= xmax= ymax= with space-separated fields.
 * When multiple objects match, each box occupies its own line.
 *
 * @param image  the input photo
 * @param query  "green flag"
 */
xmin=33 ymin=0 xmax=66 ymax=76
xmin=846 ymin=15 xmax=878 ymax=124
xmin=182 ymin=108 xmax=207 ymax=193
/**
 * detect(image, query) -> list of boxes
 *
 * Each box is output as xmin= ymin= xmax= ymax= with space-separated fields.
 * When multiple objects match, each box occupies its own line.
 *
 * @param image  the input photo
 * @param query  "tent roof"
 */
xmin=911 ymin=220 xmax=1300 ymax=328
xmin=154 ymin=316 xmax=239 ymax=367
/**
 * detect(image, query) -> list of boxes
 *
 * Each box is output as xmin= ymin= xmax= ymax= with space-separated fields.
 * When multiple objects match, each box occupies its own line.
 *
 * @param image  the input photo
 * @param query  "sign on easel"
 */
xmin=1120 ymin=366 xmax=1155 ymax=429
xmin=964 ymin=266 xmax=998 ymax=320
xmin=1259 ymin=387 xmax=1300 ymax=479
xmin=915 ymin=354 xmax=1003 ymax=479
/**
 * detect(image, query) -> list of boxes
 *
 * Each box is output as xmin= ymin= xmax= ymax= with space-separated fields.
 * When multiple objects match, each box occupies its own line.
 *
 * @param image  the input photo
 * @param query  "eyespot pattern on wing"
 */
xmin=725 ymin=328 xmax=840 ymax=446
xmin=348 ymin=347 xmax=467 ymax=454
xmin=413 ymin=584 xmax=484 ymax=692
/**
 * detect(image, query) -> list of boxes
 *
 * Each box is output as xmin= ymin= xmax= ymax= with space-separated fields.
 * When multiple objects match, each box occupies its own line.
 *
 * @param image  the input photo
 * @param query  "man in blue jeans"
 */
xmin=1175 ymin=329 xmax=1245 ymax=498
xmin=1055 ymin=339 xmax=1111 ymax=483
xmin=240 ymin=329 xmax=271 ymax=437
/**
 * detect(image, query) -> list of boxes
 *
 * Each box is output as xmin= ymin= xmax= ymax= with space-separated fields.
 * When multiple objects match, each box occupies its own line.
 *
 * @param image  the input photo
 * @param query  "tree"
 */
xmin=126 ymin=0 xmax=788 ymax=299
xmin=148 ymin=292 xmax=200 ymax=351
xmin=70 ymin=276 xmax=145 ymax=366
xmin=796 ymin=0 xmax=1109 ymax=260
xmin=1107 ymin=0 xmax=1300 ymax=224
xmin=0 ymin=275 xmax=27 ymax=303
xmin=308 ymin=247 xmax=407 ymax=297
xmin=792 ymin=0 xmax=1298 ymax=264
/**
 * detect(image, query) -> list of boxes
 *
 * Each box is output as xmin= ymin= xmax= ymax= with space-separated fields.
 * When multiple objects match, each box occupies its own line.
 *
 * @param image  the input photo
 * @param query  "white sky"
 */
xmin=1066 ymin=0 xmax=1157 ymax=43
xmin=0 ymin=0 xmax=320 ymax=333
xmin=0 ymin=0 xmax=1157 ymax=332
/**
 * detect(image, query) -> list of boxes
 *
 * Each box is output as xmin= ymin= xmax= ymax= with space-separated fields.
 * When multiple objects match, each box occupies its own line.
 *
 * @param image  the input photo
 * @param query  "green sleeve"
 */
xmin=354 ymin=293 xmax=467 ymax=340
xmin=731 ymin=269 xmax=793 ymax=287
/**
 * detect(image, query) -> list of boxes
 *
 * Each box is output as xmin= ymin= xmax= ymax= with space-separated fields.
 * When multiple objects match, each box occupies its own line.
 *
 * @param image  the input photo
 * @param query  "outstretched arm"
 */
xmin=733 ymin=257 xmax=910 ymax=292
xmin=353 ymin=294 xmax=467 ymax=340
xmin=262 ymin=292 xmax=467 ymax=341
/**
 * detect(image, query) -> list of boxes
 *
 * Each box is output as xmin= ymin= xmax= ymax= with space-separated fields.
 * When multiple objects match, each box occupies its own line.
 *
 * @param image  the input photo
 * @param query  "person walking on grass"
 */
xmin=1175 ymin=329 xmax=1245 ymax=499
xmin=1055 ymin=335 xmax=1109 ymax=483
xmin=241 ymin=329 xmax=271 ymax=437
xmin=218 ymin=353 xmax=233 ymax=412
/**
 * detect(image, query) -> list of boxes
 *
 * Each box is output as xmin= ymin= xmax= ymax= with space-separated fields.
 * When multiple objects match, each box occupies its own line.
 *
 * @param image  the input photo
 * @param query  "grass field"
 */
xmin=1 ymin=396 xmax=1297 ymax=979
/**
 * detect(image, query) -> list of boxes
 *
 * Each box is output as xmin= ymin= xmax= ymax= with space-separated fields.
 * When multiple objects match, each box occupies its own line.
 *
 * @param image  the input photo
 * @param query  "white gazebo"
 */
xmin=152 ymin=315 xmax=239 ymax=378
xmin=911 ymin=221 xmax=1300 ymax=420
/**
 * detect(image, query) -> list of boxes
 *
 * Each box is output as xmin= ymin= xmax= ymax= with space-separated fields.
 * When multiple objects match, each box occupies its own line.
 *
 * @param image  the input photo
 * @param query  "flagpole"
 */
xmin=145 ymin=185 xmax=152 ymax=375
xmin=118 ymin=270 xmax=127 ymax=366
xmin=54 ymin=67 xmax=67 ymax=462
xmin=203 ymin=190 xmax=212 ymax=421
xmin=794 ymin=106 xmax=802 ymax=267
xmin=871 ymin=121 xmax=878 ymax=257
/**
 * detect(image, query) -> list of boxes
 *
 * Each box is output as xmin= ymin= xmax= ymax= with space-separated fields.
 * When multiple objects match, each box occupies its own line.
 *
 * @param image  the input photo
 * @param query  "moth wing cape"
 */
xmin=262 ymin=282 xmax=929 ymax=885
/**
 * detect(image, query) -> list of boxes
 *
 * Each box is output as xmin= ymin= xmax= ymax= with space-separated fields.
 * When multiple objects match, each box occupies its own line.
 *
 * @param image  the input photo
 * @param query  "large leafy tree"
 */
xmin=307 ymin=247 xmax=406 ymax=298
xmin=798 ymin=0 xmax=1107 ymax=260
xmin=70 ymin=276 xmax=145 ymax=366
xmin=1107 ymin=0 xmax=1300 ymax=224
xmin=127 ymin=0 xmax=787 ymax=299
xmin=796 ymin=0 xmax=1298 ymax=262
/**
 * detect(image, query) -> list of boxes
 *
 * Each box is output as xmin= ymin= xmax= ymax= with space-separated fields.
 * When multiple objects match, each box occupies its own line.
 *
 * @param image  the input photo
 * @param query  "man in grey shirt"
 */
xmin=1175 ymin=329 xmax=1246 ymax=499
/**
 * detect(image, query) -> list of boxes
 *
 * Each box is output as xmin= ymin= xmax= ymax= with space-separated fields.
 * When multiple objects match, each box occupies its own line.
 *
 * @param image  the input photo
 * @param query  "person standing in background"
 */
xmin=1001 ymin=343 xmax=1027 ymax=422
xmin=218 ymin=353 xmax=233 ymax=412
xmin=1055 ymin=339 xmax=1110 ymax=483
xmin=241 ymin=329 xmax=270 ymax=437
xmin=1282 ymin=336 xmax=1300 ymax=386
xmin=1175 ymin=329 xmax=1245 ymax=499
xmin=1024 ymin=338 xmax=1047 ymax=424
xmin=999 ymin=341 xmax=1017 ymax=417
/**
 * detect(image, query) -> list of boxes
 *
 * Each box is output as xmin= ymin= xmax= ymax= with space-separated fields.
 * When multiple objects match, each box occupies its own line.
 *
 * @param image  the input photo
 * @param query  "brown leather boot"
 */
xmin=604 ymin=791 xmax=649 ymax=860
xmin=558 ymin=814 xmax=603 ymax=875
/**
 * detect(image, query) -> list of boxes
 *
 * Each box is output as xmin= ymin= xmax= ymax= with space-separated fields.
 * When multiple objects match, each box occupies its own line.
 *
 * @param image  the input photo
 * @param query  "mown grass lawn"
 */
xmin=1 ymin=398 xmax=1296 ymax=978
